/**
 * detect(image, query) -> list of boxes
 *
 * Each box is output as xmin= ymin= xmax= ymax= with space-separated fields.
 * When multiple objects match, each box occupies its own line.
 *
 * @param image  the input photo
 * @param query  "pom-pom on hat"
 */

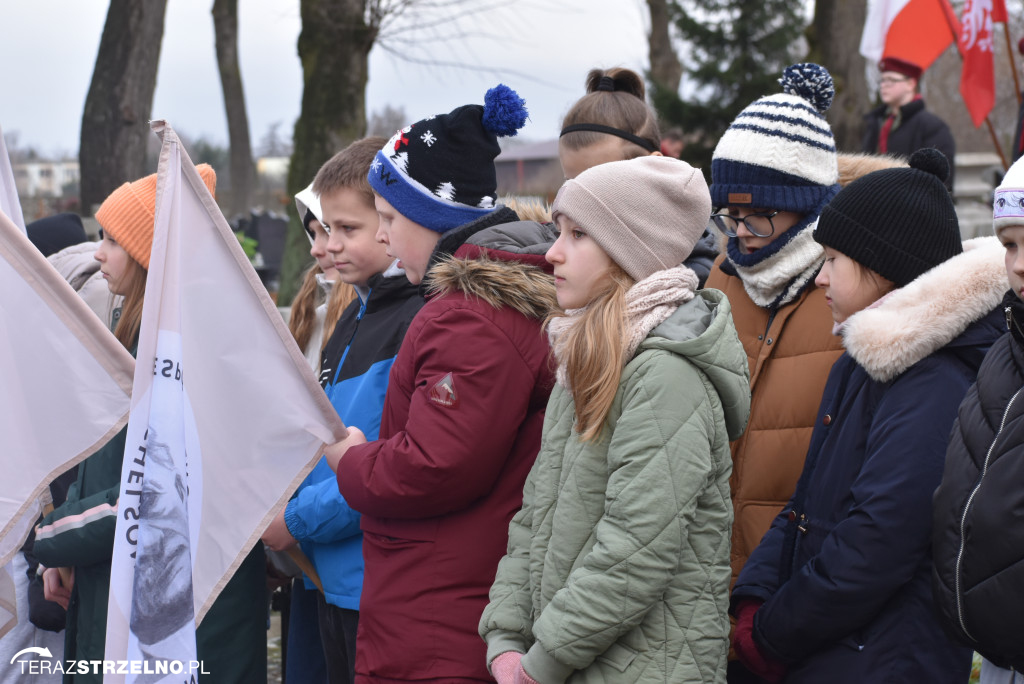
xmin=95 ymin=164 xmax=216 ymax=270
xmin=551 ymin=155 xmax=712 ymax=283
xmin=814 ymin=148 xmax=961 ymax=287
xmin=368 ymin=84 xmax=528 ymax=233
xmin=711 ymin=63 xmax=840 ymax=215
xmin=994 ymin=155 xmax=1024 ymax=233
xmin=878 ymin=56 xmax=923 ymax=81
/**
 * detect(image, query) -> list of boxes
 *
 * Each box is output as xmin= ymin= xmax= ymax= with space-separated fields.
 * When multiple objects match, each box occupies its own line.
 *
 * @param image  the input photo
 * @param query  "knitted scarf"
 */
xmin=725 ymin=214 xmax=825 ymax=309
xmin=547 ymin=265 xmax=699 ymax=388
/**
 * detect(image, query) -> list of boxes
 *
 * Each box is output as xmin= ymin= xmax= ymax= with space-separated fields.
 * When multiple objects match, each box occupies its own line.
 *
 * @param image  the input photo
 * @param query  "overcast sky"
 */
xmin=0 ymin=0 xmax=658 ymax=158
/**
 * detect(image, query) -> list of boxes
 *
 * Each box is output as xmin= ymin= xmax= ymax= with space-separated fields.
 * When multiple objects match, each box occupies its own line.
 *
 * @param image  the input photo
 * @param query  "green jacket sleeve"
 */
xmin=33 ymin=483 xmax=119 ymax=569
xmin=479 ymin=441 xmax=541 ymax=665
xmin=525 ymin=354 xmax=722 ymax=682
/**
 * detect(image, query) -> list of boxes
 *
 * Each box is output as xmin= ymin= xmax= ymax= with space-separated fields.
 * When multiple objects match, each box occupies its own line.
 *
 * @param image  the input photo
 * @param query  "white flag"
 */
xmin=0 ymin=124 xmax=26 ymax=233
xmin=0 ymin=209 xmax=135 ymax=638
xmin=103 ymin=121 xmax=346 ymax=682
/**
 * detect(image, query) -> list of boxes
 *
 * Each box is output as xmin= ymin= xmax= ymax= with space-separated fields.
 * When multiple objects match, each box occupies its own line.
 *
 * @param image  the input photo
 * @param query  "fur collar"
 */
xmin=843 ymin=237 xmax=1008 ymax=382
xmin=426 ymin=254 xmax=557 ymax=320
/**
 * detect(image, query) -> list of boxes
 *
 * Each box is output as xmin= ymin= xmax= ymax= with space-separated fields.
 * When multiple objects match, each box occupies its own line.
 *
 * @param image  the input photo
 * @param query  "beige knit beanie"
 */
xmin=96 ymin=164 xmax=216 ymax=269
xmin=551 ymin=155 xmax=711 ymax=282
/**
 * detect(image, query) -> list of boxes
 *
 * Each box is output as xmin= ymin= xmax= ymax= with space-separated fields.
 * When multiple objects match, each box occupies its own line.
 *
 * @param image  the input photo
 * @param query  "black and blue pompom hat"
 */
xmin=368 ymin=84 xmax=528 ymax=233
xmin=710 ymin=63 xmax=841 ymax=215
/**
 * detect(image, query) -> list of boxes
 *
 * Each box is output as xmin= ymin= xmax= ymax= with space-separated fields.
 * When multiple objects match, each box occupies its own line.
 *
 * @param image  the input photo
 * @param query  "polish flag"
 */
xmin=860 ymin=0 xmax=961 ymax=70
xmin=959 ymin=0 xmax=1007 ymax=127
xmin=102 ymin=121 xmax=346 ymax=682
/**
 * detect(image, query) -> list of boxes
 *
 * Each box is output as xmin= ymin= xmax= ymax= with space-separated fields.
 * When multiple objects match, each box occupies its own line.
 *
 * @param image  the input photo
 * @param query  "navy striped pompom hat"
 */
xmin=711 ymin=63 xmax=840 ymax=213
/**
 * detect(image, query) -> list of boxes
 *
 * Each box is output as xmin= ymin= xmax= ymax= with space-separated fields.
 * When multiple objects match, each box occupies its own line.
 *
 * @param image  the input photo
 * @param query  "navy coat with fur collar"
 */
xmin=732 ymin=238 xmax=1007 ymax=683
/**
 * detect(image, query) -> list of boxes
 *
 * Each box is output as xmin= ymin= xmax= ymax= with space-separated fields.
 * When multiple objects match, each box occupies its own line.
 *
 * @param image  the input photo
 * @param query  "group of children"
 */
xmin=27 ymin=59 xmax=1024 ymax=684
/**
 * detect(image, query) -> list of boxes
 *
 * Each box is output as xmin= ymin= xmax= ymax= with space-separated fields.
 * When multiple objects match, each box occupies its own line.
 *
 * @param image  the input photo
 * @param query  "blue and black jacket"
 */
xmin=284 ymin=267 xmax=423 ymax=609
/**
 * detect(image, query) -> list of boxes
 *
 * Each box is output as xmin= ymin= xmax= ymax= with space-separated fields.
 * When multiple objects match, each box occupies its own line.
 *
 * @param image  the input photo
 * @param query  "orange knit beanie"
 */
xmin=95 ymin=164 xmax=216 ymax=269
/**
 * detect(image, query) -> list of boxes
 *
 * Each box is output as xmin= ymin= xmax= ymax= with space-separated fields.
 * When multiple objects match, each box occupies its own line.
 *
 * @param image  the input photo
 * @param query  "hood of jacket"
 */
xmin=425 ymin=216 xmax=558 ymax=321
xmin=843 ymin=236 xmax=1008 ymax=382
xmin=640 ymin=288 xmax=751 ymax=440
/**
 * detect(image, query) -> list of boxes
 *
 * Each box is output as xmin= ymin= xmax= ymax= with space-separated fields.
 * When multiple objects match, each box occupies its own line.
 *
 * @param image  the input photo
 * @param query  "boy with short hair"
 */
xmin=262 ymin=136 xmax=423 ymax=684
xmin=324 ymin=86 xmax=558 ymax=682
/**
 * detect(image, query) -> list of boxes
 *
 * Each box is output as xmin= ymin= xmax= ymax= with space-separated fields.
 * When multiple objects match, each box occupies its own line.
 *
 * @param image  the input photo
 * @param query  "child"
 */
xmin=479 ymin=155 xmax=750 ymax=683
xmin=731 ymin=149 xmax=1005 ymax=684
xmin=323 ymin=86 xmax=558 ymax=682
xmin=291 ymin=182 xmax=356 ymax=372
xmin=704 ymin=67 xmax=845 ymax=660
xmin=263 ymin=136 xmax=422 ymax=684
xmin=558 ymin=67 xmax=718 ymax=285
xmin=933 ymin=156 xmax=1024 ymax=683
xmin=35 ymin=166 xmax=267 ymax=683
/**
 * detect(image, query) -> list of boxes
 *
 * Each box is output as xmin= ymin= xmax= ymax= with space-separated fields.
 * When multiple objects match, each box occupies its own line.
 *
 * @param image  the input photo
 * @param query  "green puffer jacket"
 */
xmin=480 ymin=289 xmax=750 ymax=684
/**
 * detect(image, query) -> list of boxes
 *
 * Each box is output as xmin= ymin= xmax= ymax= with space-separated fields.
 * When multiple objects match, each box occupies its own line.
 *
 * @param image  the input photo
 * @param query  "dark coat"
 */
xmin=862 ymin=98 xmax=956 ymax=190
xmin=933 ymin=291 xmax=1024 ymax=671
xmin=733 ymin=239 xmax=1006 ymax=684
xmin=336 ymin=208 xmax=557 ymax=682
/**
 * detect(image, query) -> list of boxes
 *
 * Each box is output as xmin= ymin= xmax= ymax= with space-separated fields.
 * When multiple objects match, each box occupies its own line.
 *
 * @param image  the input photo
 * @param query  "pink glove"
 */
xmin=491 ymin=651 xmax=523 ymax=684
xmin=515 ymin=661 xmax=540 ymax=684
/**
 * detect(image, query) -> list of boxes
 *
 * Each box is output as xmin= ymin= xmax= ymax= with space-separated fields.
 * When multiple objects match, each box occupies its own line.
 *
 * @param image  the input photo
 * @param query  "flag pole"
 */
xmin=1005 ymin=23 xmax=1021 ymax=105
xmin=985 ymin=116 xmax=1010 ymax=170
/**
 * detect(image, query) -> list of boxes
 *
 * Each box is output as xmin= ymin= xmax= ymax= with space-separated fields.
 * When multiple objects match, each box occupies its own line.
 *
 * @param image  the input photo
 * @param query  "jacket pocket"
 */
xmin=595 ymin=642 xmax=638 ymax=672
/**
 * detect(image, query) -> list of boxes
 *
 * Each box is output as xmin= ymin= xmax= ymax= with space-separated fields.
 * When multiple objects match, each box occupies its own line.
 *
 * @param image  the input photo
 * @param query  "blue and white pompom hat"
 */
xmin=711 ymin=63 xmax=840 ymax=214
xmin=994 ymin=156 xmax=1024 ymax=233
xmin=368 ymin=84 xmax=528 ymax=233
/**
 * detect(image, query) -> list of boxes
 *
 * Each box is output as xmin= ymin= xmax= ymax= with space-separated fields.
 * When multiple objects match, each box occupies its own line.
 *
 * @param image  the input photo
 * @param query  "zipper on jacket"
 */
xmin=954 ymin=386 xmax=1024 ymax=641
xmin=330 ymin=291 xmax=370 ymax=387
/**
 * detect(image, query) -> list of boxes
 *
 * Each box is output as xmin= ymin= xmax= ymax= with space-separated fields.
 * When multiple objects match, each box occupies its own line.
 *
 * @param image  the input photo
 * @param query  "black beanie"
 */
xmin=813 ymin=148 xmax=961 ymax=287
xmin=26 ymin=212 xmax=88 ymax=257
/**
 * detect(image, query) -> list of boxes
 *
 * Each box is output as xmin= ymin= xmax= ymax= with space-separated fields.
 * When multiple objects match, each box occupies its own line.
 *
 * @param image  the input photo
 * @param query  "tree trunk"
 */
xmin=807 ymin=0 xmax=870 ymax=153
xmin=647 ymin=0 xmax=683 ymax=95
xmin=213 ymin=0 xmax=255 ymax=218
xmin=278 ymin=0 xmax=376 ymax=304
xmin=79 ymin=0 xmax=168 ymax=215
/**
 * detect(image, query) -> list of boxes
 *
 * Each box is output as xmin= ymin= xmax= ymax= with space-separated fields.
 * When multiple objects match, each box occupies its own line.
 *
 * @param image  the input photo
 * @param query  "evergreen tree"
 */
xmin=651 ymin=0 xmax=807 ymax=179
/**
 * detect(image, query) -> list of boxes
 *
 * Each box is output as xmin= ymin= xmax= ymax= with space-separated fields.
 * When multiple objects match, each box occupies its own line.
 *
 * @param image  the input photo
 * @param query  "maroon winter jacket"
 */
xmin=337 ymin=211 xmax=557 ymax=683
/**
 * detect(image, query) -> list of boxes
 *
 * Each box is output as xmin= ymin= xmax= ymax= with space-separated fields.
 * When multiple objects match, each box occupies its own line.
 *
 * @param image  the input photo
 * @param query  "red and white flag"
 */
xmin=860 ymin=0 xmax=961 ymax=71
xmin=103 ymin=121 xmax=346 ymax=682
xmin=959 ymin=0 xmax=1007 ymax=127
xmin=0 ymin=209 xmax=135 ymax=638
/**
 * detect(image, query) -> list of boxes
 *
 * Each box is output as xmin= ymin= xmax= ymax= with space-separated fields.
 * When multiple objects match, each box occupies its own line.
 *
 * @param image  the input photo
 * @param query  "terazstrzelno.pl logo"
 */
xmin=10 ymin=647 xmax=209 ymax=679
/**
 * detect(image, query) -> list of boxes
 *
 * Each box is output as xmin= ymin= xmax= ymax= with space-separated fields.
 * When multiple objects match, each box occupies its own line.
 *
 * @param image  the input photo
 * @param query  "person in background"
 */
xmin=558 ymin=67 xmax=718 ymax=286
xmin=862 ymin=56 xmax=956 ymax=191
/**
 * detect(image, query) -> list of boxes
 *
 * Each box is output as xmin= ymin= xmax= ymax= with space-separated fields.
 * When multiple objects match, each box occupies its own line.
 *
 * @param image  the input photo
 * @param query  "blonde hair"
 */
xmin=550 ymin=264 xmax=634 ymax=442
xmin=560 ymin=68 xmax=661 ymax=161
xmin=289 ymin=263 xmax=358 ymax=354
xmin=113 ymin=257 xmax=148 ymax=349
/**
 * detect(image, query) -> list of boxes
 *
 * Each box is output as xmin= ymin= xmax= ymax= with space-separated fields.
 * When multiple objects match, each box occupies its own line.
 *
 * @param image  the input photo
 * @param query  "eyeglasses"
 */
xmin=879 ymin=76 xmax=910 ymax=85
xmin=709 ymin=210 xmax=780 ymax=239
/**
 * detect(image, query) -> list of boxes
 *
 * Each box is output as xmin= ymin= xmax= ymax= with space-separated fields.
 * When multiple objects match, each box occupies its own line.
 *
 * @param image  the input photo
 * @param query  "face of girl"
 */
xmin=558 ymin=136 xmax=631 ymax=180
xmin=94 ymin=231 xmax=135 ymax=296
xmin=724 ymin=206 xmax=805 ymax=255
xmin=814 ymin=246 xmax=893 ymax=325
xmin=307 ymin=217 xmax=339 ymax=282
xmin=545 ymin=214 xmax=615 ymax=310
xmin=999 ymin=225 xmax=1024 ymax=301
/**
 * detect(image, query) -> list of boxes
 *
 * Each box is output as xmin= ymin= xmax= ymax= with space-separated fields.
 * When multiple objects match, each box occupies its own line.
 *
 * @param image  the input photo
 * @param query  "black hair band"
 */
xmin=559 ymin=123 xmax=658 ymax=153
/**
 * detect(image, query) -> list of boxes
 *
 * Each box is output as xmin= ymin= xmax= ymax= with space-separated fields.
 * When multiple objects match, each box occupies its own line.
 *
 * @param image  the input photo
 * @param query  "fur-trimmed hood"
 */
xmin=843 ymin=236 xmax=1008 ymax=382
xmin=426 ymin=219 xmax=558 ymax=320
